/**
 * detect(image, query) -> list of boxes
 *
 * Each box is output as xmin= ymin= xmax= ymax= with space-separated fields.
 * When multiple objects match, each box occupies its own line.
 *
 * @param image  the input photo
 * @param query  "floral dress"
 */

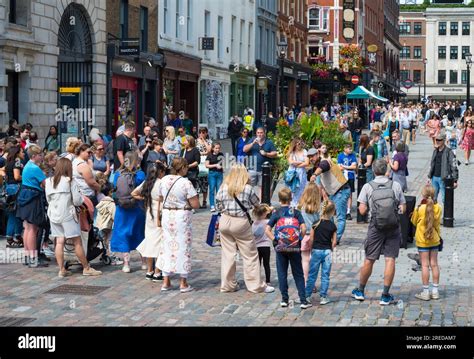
xmin=288 ymin=150 xmax=308 ymax=207
xmin=157 ymin=175 xmax=197 ymax=276
xmin=196 ymin=138 xmax=212 ymax=193
xmin=461 ymin=125 xmax=474 ymax=151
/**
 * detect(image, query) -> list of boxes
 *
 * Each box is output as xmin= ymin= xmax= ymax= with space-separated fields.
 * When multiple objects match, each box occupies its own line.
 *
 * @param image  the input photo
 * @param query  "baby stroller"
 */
xmin=64 ymin=197 xmax=112 ymax=270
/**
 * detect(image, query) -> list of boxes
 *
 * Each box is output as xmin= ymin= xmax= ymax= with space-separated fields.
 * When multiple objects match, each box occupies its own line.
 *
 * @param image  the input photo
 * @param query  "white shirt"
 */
xmin=45 ymin=177 xmax=84 ymax=223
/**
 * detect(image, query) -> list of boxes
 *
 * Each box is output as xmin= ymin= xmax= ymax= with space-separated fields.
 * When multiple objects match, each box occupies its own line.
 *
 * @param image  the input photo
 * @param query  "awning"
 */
xmin=346 ymin=86 xmax=389 ymax=102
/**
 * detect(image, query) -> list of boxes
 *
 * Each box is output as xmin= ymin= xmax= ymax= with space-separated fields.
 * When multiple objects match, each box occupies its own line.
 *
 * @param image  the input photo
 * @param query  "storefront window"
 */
xmin=118 ymin=89 xmax=135 ymax=123
xmin=163 ymin=78 xmax=175 ymax=119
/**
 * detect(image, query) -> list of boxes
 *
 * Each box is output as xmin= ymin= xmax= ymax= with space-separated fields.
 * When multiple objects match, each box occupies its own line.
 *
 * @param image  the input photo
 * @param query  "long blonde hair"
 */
xmin=298 ymin=182 xmax=321 ymax=214
xmin=422 ymin=185 xmax=435 ymax=241
xmin=166 ymin=126 xmax=176 ymax=140
xmin=223 ymin=163 xmax=249 ymax=197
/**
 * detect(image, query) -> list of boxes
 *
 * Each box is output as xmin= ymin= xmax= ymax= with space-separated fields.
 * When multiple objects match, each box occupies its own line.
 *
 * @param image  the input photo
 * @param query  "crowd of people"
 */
xmin=0 ymin=98 xmax=471 ymax=308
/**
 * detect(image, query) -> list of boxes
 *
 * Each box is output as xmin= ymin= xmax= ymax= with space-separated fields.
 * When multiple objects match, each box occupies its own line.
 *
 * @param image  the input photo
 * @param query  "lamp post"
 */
xmin=327 ymin=59 xmax=333 ymax=105
xmin=466 ymin=52 xmax=472 ymax=108
xmin=423 ymin=58 xmax=427 ymax=101
xmin=278 ymin=37 xmax=288 ymax=118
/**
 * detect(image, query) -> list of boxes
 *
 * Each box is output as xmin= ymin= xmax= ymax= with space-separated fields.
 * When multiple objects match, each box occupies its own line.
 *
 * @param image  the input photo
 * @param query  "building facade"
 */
xmin=278 ymin=0 xmax=311 ymax=110
xmin=383 ymin=0 xmax=401 ymax=100
xmin=362 ymin=0 xmax=384 ymax=92
xmin=424 ymin=7 xmax=474 ymax=101
xmin=399 ymin=10 xmax=426 ymax=100
xmin=0 ymin=0 xmax=107 ymax=148
xmin=255 ymin=0 xmax=279 ymax=121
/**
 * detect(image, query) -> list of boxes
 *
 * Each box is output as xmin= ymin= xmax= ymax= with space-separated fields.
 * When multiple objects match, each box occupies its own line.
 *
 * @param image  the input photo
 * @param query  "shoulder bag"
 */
xmin=233 ymin=195 xmax=254 ymax=225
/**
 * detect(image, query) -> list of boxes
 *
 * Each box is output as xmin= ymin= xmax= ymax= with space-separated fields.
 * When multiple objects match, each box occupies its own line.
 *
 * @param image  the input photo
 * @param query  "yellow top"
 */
xmin=411 ymin=203 xmax=442 ymax=248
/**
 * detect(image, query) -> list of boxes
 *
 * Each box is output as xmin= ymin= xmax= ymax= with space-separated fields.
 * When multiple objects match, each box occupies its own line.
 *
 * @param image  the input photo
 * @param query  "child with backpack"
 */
xmin=252 ymin=204 xmax=273 ymax=285
xmin=305 ymin=201 xmax=337 ymax=305
xmin=411 ymin=185 xmax=442 ymax=301
xmin=265 ymin=188 xmax=311 ymax=309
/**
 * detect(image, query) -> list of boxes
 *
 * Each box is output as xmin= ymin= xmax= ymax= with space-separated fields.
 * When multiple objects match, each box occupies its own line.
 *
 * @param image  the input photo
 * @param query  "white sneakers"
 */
xmin=415 ymin=291 xmax=431 ymax=301
xmin=122 ymin=265 xmax=131 ymax=273
xmin=264 ymin=285 xmax=275 ymax=293
xmin=83 ymin=267 xmax=102 ymax=276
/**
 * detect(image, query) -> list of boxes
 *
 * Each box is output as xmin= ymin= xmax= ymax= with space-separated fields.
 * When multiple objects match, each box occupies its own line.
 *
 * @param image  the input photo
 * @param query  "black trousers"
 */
xmin=258 ymin=247 xmax=271 ymax=283
xmin=230 ymin=137 xmax=238 ymax=157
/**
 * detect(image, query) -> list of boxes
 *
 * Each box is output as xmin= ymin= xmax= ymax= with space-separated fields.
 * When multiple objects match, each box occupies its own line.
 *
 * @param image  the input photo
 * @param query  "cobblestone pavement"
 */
xmin=0 ymin=134 xmax=472 ymax=327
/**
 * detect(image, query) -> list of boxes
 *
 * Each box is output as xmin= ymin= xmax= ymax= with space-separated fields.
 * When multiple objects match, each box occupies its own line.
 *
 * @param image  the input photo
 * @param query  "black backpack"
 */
xmin=113 ymin=170 xmax=136 ymax=209
xmin=369 ymin=180 xmax=399 ymax=230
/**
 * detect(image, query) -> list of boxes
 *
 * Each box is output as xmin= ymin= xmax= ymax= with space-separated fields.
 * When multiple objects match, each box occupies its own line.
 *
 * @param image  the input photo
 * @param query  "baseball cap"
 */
xmin=307 ymin=148 xmax=318 ymax=156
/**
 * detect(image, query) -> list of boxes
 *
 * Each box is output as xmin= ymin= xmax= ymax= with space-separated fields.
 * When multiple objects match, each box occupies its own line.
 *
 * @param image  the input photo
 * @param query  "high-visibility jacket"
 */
xmin=243 ymin=115 xmax=254 ymax=131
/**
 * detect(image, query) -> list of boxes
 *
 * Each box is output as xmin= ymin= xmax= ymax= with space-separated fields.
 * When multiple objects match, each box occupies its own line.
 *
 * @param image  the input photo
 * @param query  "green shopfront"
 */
xmin=229 ymin=66 xmax=256 ymax=118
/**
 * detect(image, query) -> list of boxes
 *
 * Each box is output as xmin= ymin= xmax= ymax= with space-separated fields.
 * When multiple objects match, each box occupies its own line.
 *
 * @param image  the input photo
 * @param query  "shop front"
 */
xmin=229 ymin=66 xmax=257 ymax=119
xmin=161 ymin=50 xmax=201 ymax=131
xmin=255 ymin=61 xmax=279 ymax=120
xmin=200 ymin=66 xmax=231 ymax=140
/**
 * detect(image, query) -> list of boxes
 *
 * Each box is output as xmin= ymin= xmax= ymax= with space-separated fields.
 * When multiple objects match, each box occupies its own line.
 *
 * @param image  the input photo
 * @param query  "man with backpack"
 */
xmin=265 ymin=188 xmax=311 ymax=309
xmin=351 ymin=159 xmax=406 ymax=305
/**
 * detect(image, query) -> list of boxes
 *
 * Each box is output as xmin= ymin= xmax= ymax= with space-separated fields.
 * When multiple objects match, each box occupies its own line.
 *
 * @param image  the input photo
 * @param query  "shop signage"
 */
xmin=257 ymin=78 xmax=268 ymax=91
xmin=121 ymin=63 xmax=136 ymax=73
xmin=442 ymin=88 xmax=463 ymax=92
xmin=284 ymin=67 xmax=294 ymax=75
xmin=59 ymin=87 xmax=81 ymax=93
xmin=403 ymin=79 xmax=414 ymax=89
xmin=201 ymin=37 xmax=215 ymax=50
xmin=119 ymin=45 xmax=140 ymax=56
xmin=343 ymin=0 xmax=355 ymax=40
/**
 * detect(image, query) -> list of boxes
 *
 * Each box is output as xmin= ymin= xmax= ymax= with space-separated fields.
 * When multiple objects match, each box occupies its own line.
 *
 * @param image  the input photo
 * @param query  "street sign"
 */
xmin=257 ymin=77 xmax=268 ymax=91
xmin=351 ymin=75 xmax=360 ymax=85
xmin=119 ymin=45 xmax=139 ymax=56
xmin=201 ymin=37 xmax=214 ymax=50
xmin=59 ymin=87 xmax=81 ymax=93
xmin=403 ymin=79 xmax=414 ymax=89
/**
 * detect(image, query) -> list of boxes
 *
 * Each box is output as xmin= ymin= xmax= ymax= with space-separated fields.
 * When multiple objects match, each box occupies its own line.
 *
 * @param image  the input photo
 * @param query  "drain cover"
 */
xmin=45 ymin=285 xmax=110 ymax=296
xmin=0 ymin=317 xmax=36 ymax=326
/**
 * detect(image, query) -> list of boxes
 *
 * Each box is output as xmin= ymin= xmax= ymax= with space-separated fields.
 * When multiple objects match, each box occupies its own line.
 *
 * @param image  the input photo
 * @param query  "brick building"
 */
xmin=383 ymin=0 xmax=402 ymax=100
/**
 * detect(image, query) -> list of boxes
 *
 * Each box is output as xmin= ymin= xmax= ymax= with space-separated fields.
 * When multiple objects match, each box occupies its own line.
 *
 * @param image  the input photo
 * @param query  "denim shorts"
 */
xmin=417 ymin=246 xmax=440 ymax=252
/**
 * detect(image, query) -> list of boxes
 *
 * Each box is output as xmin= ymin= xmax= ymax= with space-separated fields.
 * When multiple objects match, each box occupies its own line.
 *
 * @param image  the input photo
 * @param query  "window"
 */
xmin=400 ymin=70 xmax=410 ymax=82
xmin=462 ymin=46 xmax=470 ymax=59
xmin=400 ymin=46 xmax=411 ymax=59
xmin=265 ymin=28 xmax=270 ymax=63
xmin=163 ymin=0 xmax=169 ymax=34
xmin=120 ymin=0 xmax=128 ymax=39
xmin=271 ymin=31 xmax=276 ymax=65
xmin=176 ymin=0 xmax=182 ymax=39
xmin=140 ymin=6 xmax=148 ymax=51
xmin=451 ymin=22 xmax=458 ymax=36
xmin=413 ymin=70 xmax=422 ymax=83
xmin=9 ymin=0 xmax=28 ymax=26
xmin=438 ymin=70 xmax=446 ymax=84
xmin=450 ymin=46 xmax=458 ymax=60
xmin=231 ymin=16 xmax=236 ymax=62
xmin=414 ymin=22 xmax=422 ymax=35
xmin=462 ymin=22 xmax=470 ymax=36
xmin=218 ymin=16 xmax=223 ymax=60
xmin=204 ymin=11 xmax=210 ymax=36
xmin=240 ymin=20 xmax=244 ymax=62
xmin=322 ymin=9 xmax=329 ymax=30
xmin=309 ymin=8 xmax=320 ymax=30
xmin=450 ymin=70 xmax=458 ymax=84
xmin=308 ymin=7 xmax=329 ymax=31
xmin=462 ymin=70 xmax=468 ymax=85
xmin=438 ymin=46 xmax=446 ymax=59
xmin=186 ymin=0 xmax=192 ymax=41
xmin=414 ymin=46 xmax=422 ymax=59
xmin=248 ymin=22 xmax=253 ymax=64
xmin=400 ymin=22 xmax=411 ymax=35
xmin=439 ymin=22 xmax=446 ymax=36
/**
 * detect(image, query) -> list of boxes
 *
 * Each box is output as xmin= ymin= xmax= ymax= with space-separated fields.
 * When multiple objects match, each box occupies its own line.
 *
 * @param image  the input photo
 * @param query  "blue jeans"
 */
xmin=432 ymin=176 xmax=445 ymax=204
xmin=330 ymin=187 xmax=351 ymax=242
xmin=305 ymin=249 xmax=332 ymax=298
xmin=208 ymin=171 xmax=223 ymax=208
xmin=366 ymin=168 xmax=374 ymax=182
xmin=275 ymin=251 xmax=306 ymax=303
xmin=352 ymin=131 xmax=361 ymax=154
xmin=6 ymin=209 xmax=23 ymax=238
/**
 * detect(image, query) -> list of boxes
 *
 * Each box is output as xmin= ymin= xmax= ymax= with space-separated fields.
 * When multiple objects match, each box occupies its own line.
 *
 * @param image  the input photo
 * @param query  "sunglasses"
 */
xmin=146 ymin=140 xmax=152 ymax=143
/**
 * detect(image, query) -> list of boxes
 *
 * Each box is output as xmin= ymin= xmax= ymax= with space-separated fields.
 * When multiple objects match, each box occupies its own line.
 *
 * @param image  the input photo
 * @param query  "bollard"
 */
xmin=443 ymin=175 xmax=454 ymax=227
xmin=357 ymin=165 xmax=368 ymax=223
xmin=261 ymin=162 xmax=272 ymax=205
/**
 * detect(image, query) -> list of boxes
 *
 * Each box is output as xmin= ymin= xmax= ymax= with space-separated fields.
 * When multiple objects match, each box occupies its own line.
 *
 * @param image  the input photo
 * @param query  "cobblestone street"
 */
xmin=0 ymin=134 xmax=472 ymax=327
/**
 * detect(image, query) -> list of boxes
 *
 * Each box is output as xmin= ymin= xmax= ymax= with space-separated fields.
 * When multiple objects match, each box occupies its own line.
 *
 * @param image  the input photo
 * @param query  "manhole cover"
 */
xmin=0 ymin=317 xmax=36 ymax=326
xmin=45 ymin=285 xmax=110 ymax=296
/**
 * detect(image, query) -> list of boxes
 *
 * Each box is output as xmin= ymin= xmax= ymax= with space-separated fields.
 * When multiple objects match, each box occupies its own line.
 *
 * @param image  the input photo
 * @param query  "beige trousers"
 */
xmin=219 ymin=214 xmax=266 ymax=293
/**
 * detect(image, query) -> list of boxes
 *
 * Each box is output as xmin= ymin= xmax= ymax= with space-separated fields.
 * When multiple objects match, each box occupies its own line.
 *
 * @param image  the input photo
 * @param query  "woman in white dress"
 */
xmin=157 ymin=158 xmax=200 ymax=292
xmin=132 ymin=162 xmax=167 ymax=282
xmin=287 ymin=138 xmax=309 ymax=208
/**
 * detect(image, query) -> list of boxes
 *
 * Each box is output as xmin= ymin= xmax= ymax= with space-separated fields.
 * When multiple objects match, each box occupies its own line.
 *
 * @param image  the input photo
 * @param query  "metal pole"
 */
xmin=423 ymin=62 xmax=427 ymax=100
xmin=261 ymin=162 xmax=272 ymax=205
xmin=418 ymin=83 xmax=421 ymax=103
xmin=280 ymin=58 xmax=284 ymax=117
xmin=443 ymin=176 xmax=454 ymax=227
xmin=467 ymin=65 xmax=471 ymax=108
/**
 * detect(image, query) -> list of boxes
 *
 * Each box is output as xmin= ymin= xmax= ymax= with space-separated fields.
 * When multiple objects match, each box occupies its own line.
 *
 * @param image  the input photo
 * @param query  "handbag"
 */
xmin=206 ymin=213 xmax=221 ymax=247
xmin=199 ymin=155 xmax=208 ymax=176
xmin=233 ymin=195 xmax=253 ymax=225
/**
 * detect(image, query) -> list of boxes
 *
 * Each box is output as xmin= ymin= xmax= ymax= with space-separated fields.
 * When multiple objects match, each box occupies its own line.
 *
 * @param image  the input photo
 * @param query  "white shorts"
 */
xmin=50 ymin=219 xmax=82 ymax=239
xmin=249 ymin=170 xmax=263 ymax=187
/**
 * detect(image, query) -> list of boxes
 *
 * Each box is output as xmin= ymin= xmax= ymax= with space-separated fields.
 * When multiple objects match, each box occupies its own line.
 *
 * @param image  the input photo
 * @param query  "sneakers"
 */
xmin=122 ymin=265 xmax=131 ymax=273
xmin=264 ymin=285 xmax=275 ymax=293
xmin=380 ymin=293 xmax=396 ymax=305
xmin=346 ymin=213 xmax=352 ymax=220
xmin=110 ymin=256 xmax=124 ymax=266
xmin=210 ymin=207 xmax=216 ymax=213
xmin=145 ymin=272 xmax=154 ymax=280
xmin=28 ymin=258 xmax=49 ymax=268
xmin=431 ymin=291 xmax=440 ymax=300
xmin=415 ymin=292 xmax=431 ymax=301
xmin=58 ymin=270 xmax=72 ymax=278
xmin=351 ymin=288 xmax=365 ymax=301
xmin=82 ymin=267 xmax=102 ymax=276
xmin=320 ymin=296 xmax=331 ymax=305
xmin=300 ymin=301 xmax=313 ymax=309
xmin=141 ymin=264 xmax=147 ymax=270
xmin=280 ymin=301 xmax=289 ymax=308
xmin=152 ymin=273 xmax=164 ymax=282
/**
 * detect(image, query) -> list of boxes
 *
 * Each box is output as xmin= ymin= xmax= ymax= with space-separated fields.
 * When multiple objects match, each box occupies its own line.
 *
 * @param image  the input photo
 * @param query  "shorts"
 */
xmin=364 ymin=222 xmax=401 ymax=260
xmin=348 ymin=178 xmax=355 ymax=193
xmin=417 ymin=246 xmax=439 ymax=252
xmin=249 ymin=170 xmax=263 ymax=187
xmin=50 ymin=219 xmax=82 ymax=239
